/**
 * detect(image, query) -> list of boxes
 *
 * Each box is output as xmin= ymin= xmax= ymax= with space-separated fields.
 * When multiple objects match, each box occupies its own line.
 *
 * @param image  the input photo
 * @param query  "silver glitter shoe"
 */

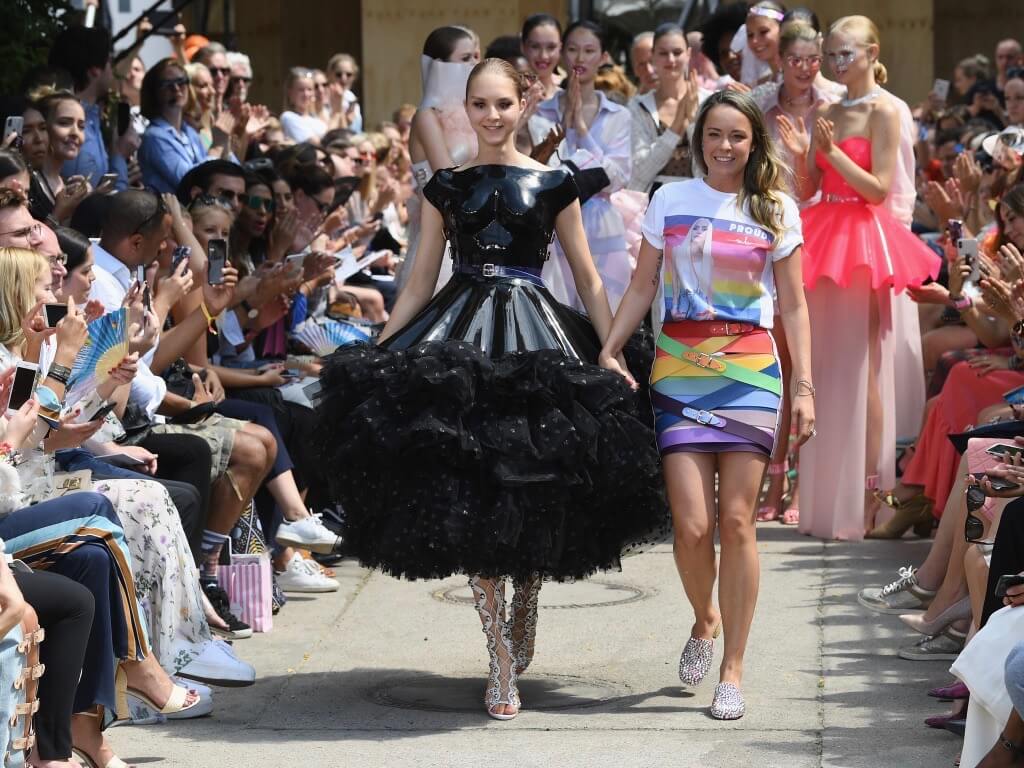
xmin=710 ymin=683 xmax=745 ymax=720
xmin=678 ymin=623 xmax=721 ymax=686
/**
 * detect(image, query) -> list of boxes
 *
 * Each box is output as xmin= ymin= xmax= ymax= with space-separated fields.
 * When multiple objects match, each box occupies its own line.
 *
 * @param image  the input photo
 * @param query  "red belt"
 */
xmin=664 ymin=320 xmax=759 ymax=337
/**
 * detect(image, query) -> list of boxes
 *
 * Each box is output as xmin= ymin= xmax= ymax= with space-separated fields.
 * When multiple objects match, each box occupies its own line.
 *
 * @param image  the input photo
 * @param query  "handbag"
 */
xmin=216 ymin=543 xmax=273 ymax=633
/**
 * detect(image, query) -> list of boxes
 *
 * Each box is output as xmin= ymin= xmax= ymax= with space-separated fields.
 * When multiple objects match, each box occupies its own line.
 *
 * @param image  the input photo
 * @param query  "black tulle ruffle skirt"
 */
xmin=313 ymin=274 xmax=668 ymax=581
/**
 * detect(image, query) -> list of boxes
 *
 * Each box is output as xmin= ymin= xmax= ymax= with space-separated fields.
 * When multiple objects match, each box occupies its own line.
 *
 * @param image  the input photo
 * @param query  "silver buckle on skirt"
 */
xmin=482 ymin=263 xmax=497 ymax=277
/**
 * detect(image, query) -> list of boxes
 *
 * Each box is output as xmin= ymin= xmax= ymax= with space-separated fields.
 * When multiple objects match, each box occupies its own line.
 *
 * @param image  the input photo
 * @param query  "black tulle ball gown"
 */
xmin=314 ymin=164 xmax=668 ymax=581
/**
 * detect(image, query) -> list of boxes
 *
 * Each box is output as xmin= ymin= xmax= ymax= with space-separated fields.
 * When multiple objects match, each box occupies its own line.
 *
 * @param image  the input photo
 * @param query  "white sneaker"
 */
xmin=276 ymin=553 xmax=340 ymax=593
xmin=176 ymin=639 xmax=256 ymax=688
xmin=275 ymin=513 xmax=341 ymax=554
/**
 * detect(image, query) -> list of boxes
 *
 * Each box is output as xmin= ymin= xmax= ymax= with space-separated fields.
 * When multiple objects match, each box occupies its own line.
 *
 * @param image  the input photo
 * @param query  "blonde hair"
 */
xmin=829 ymin=15 xmax=887 ymax=85
xmin=0 ymin=248 xmax=50 ymax=350
xmin=184 ymin=62 xmax=213 ymax=130
xmin=595 ymin=65 xmax=637 ymax=103
xmin=779 ymin=20 xmax=821 ymax=56
xmin=691 ymin=90 xmax=790 ymax=245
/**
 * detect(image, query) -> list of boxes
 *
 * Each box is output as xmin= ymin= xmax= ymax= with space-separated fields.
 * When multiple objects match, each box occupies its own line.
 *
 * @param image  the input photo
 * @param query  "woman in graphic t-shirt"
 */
xmin=600 ymin=90 xmax=814 ymax=721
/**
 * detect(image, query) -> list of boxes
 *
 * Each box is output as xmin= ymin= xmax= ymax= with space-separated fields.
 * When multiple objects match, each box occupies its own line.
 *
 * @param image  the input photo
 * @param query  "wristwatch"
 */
xmin=241 ymin=300 xmax=259 ymax=320
xmin=46 ymin=362 xmax=72 ymax=386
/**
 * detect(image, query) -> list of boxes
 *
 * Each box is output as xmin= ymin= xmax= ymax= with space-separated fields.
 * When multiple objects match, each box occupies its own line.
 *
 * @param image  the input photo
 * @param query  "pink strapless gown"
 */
xmin=801 ymin=137 xmax=940 ymax=292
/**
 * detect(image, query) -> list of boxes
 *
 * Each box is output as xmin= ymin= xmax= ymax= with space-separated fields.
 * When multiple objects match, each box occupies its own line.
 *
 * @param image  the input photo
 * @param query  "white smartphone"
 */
xmin=933 ymin=78 xmax=951 ymax=102
xmin=958 ymin=237 xmax=981 ymax=284
xmin=5 ymin=362 xmax=37 ymax=414
xmin=3 ymin=116 xmax=23 ymax=140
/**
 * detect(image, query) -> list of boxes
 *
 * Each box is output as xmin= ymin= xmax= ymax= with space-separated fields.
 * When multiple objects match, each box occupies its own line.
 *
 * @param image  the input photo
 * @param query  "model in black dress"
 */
xmin=314 ymin=59 xmax=665 ymax=720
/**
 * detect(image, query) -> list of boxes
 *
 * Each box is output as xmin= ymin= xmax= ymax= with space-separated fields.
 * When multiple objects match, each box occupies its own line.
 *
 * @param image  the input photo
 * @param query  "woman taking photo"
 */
xmin=600 ymin=89 xmax=814 ymax=719
xmin=27 ymin=90 xmax=93 ymax=225
xmin=315 ymin=59 xmax=664 ymax=721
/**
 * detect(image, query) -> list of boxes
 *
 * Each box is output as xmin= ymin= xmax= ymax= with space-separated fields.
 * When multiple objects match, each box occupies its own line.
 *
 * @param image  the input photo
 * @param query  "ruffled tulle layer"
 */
xmin=313 ymin=341 xmax=668 ymax=581
xmin=800 ymin=201 xmax=941 ymax=293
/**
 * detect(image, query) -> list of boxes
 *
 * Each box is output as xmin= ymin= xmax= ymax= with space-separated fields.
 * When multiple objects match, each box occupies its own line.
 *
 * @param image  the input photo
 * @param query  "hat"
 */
xmin=982 ymin=126 xmax=1024 ymax=170
xmin=183 ymin=34 xmax=210 ymax=62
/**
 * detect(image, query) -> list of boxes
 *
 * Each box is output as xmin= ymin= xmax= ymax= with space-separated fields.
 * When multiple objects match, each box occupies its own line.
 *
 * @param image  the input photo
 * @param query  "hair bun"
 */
xmin=873 ymin=60 xmax=888 ymax=85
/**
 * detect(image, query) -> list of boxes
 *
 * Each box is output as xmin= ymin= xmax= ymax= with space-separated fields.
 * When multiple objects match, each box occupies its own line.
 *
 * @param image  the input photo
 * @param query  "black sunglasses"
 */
xmin=188 ymin=193 xmax=235 ymax=212
xmin=159 ymin=76 xmax=189 ymax=90
xmin=244 ymin=195 xmax=275 ymax=213
xmin=965 ymin=485 xmax=993 ymax=544
xmin=209 ymin=66 xmax=231 ymax=77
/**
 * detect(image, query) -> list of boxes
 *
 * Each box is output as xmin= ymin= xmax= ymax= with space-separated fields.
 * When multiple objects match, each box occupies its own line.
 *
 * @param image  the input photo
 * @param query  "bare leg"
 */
xmin=716 ymin=451 xmax=768 ymax=686
xmin=914 ymin=457 xmax=970 ymax=590
xmin=865 ymin=292 xmax=883 ymax=531
xmin=663 ymin=452 xmax=720 ymax=639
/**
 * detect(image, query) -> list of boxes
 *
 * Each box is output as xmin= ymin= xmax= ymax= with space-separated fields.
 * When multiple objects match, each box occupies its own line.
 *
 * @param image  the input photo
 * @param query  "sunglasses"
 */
xmin=159 ymin=76 xmax=189 ymax=90
xmin=785 ymin=54 xmax=823 ymax=69
xmin=188 ymin=193 xmax=236 ymax=211
xmin=244 ymin=195 xmax=275 ymax=213
xmin=132 ymin=195 xmax=168 ymax=235
xmin=1007 ymin=67 xmax=1024 ymax=81
xmin=312 ymin=197 xmax=331 ymax=214
xmin=209 ymin=67 xmax=230 ymax=77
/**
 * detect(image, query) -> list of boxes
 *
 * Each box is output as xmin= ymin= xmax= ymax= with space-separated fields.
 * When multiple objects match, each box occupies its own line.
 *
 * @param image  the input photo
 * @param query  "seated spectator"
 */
xmin=192 ymin=42 xmax=230 ymax=116
xmin=138 ymin=58 xmax=208 ymax=193
xmin=176 ymin=158 xmax=246 ymax=216
xmin=326 ymin=53 xmax=363 ymax=132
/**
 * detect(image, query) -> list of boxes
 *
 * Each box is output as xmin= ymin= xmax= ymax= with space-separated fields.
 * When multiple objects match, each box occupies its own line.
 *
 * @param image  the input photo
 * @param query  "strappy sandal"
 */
xmin=756 ymin=462 xmax=787 ymax=522
xmin=72 ymin=711 xmax=133 ymax=768
xmin=124 ymin=682 xmax=201 ymax=716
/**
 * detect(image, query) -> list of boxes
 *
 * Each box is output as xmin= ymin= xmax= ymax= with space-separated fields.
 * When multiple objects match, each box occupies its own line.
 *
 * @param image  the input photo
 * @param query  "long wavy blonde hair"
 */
xmin=690 ymin=90 xmax=789 ymax=245
xmin=0 ymin=248 xmax=50 ymax=351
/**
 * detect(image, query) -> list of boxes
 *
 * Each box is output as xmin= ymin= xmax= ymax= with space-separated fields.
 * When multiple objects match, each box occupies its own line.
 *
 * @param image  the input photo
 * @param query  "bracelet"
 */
xmin=951 ymin=294 xmax=973 ymax=311
xmin=200 ymin=303 xmax=219 ymax=336
xmin=794 ymin=379 xmax=816 ymax=397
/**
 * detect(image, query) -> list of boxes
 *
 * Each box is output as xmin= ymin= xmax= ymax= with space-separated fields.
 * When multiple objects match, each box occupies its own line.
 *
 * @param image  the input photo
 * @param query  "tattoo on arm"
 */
xmin=653 ymin=252 xmax=663 ymax=288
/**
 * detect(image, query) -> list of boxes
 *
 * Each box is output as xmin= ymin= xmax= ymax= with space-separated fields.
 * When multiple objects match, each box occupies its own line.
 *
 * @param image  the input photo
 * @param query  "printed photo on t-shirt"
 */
xmin=662 ymin=213 xmax=773 ymax=324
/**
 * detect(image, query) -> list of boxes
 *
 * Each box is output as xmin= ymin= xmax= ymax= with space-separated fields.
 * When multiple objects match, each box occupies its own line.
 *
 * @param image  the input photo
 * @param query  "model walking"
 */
xmin=314 ymin=59 xmax=666 ymax=721
xmin=599 ymin=90 xmax=815 ymax=719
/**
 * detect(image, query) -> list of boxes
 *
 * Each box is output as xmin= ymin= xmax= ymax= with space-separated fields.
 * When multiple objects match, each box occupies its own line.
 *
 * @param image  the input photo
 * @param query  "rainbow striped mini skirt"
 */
xmin=651 ymin=320 xmax=782 ymax=456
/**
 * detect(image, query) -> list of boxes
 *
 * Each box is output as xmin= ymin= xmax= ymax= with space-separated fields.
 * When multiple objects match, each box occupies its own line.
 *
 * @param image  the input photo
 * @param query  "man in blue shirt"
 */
xmin=49 ymin=26 xmax=131 ymax=190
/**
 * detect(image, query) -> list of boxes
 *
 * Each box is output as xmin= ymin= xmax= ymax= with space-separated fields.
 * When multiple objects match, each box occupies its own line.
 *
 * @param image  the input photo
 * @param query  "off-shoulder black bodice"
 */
xmin=422 ymin=165 xmax=579 ymax=269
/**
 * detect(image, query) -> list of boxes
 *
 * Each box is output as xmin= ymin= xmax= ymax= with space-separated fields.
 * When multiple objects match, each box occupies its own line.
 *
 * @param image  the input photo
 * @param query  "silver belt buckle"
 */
xmin=481 ymin=263 xmax=497 ymax=277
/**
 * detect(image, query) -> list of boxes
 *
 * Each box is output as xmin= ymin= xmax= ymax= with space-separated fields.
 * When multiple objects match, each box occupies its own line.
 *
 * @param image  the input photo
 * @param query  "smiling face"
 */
xmin=746 ymin=16 xmax=780 ymax=64
xmin=523 ymin=23 xmax=561 ymax=79
xmin=465 ymin=70 xmax=524 ymax=149
xmin=289 ymin=75 xmax=315 ymax=113
xmin=563 ymin=27 xmax=604 ymax=84
xmin=782 ymin=39 xmax=822 ymax=92
xmin=192 ymin=69 xmax=215 ymax=112
xmin=208 ymin=52 xmax=230 ymax=95
xmin=191 ymin=207 xmax=231 ymax=251
xmin=653 ymin=31 xmax=689 ymax=83
xmin=48 ymin=99 xmax=86 ymax=162
xmin=700 ymin=104 xmax=753 ymax=183
xmin=1002 ymin=202 xmax=1024 ymax=248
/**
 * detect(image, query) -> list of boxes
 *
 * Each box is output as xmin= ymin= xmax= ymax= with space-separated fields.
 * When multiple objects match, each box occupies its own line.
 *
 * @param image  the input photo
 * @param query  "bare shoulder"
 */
xmin=867 ymin=98 xmax=899 ymax=130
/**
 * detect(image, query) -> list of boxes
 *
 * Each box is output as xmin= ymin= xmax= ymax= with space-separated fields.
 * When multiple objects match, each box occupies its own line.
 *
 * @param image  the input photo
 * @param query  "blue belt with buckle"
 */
xmin=457 ymin=263 xmax=544 ymax=287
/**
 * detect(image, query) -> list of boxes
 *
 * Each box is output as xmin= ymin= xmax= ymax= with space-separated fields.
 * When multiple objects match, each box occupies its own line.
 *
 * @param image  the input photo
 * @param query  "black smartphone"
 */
xmin=6 ymin=363 xmax=37 ymax=413
xmin=171 ymin=245 xmax=191 ymax=273
xmin=995 ymin=573 xmax=1024 ymax=598
xmin=117 ymin=101 xmax=131 ymax=137
xmin=148 ymin=10 xmax=181 ymax=35
xmin=43 ymin=303 xmax=69 ymax=328
xmin=87 ymin=401 xmax=117 ymax=422
xmin=983 ymin=473 xmax=1021 ymax=492
xmin=207 ymin=238 xmax=227 ymax=285
xmin=142 ymin=282 xmax=152 ymax=314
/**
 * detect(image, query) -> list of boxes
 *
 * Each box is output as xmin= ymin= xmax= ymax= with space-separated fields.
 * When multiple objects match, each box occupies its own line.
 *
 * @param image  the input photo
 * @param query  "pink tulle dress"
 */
xmin=801 ymin=137 xmax=940 ymax=292
xmin=797 ymin=136 xmax=941 ymax=540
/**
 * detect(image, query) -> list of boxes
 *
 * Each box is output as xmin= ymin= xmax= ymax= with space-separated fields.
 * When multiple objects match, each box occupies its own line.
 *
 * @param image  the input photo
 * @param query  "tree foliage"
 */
xmin=0 ymin=0 xmax=75 ymax=95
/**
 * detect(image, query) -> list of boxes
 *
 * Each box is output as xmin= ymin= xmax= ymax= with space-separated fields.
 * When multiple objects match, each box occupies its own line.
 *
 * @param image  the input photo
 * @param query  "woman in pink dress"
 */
xmin=783 ymin=15 xmax=941 ymax=539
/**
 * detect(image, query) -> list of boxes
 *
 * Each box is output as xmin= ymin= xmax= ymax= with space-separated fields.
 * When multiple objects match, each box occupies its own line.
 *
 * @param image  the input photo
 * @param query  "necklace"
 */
xmin=840 ymin=87 xmax=882 ymax=107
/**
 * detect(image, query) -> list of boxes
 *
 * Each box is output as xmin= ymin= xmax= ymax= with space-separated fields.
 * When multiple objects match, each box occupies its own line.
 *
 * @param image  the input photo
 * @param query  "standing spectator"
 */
xmin=630 ymin=31 xmax=658 ymax=94
xmin=996 ymin=38 xmax=1023 ymax=91
xmin=138 ymin=58 xmax=208 ymax=193
xmin=47 ymin=25 xmax=129 ymax=189
xmin=194 ymin=42 xmax=230 ymax=116
xmin=280 ymin=68 xmax=327 ymax=143
xmin=954 ymin=54 xmax=992 ymax=100
xmin=326 ymin=53 xmax=363 ymax=132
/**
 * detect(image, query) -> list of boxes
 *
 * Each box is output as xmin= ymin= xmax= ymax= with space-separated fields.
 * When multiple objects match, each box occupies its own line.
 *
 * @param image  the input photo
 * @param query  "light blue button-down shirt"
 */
xmin=138 ymin=118 xmax=208 ymax=194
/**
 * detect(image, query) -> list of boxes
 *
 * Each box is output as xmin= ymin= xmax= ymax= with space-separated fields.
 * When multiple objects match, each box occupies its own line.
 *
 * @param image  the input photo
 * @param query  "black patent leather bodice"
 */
xmin=422 ymin=165 xmax=579 ymax=269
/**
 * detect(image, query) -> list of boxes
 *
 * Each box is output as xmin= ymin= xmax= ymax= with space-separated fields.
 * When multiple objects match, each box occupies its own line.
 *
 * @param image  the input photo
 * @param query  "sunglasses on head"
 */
xmin=132 ymin=194 xmax=168 ymax=235
xmin=244 ymin=195 xmax=275 ymax=213
xmin=188 ymin=193 xmax=235 ymax=211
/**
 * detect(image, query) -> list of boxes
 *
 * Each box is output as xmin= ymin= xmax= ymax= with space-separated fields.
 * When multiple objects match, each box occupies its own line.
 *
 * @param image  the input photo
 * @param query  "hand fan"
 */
xmin=66 ymin=308 xmax=130 ymax=402
xmin=291 ymin=318 xmax=370 ymax=356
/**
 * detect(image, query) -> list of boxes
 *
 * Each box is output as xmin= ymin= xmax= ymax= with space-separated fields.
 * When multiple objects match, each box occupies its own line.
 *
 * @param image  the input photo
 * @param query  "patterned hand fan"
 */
xmin=291 ymin=318 xmax=370 ymax=356
xmin=67 ymin=308 xmax=130 ymax=402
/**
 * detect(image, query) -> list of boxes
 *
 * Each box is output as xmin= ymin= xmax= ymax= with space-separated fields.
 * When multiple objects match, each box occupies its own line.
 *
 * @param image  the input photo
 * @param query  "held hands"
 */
xmin=597 ymin=351 xmax=638 ymax=391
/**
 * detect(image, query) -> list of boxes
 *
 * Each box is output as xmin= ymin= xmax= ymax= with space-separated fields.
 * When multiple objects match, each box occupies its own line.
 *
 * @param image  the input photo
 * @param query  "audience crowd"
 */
xmin=0 ymin=2 xmax=1021 ymax=765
